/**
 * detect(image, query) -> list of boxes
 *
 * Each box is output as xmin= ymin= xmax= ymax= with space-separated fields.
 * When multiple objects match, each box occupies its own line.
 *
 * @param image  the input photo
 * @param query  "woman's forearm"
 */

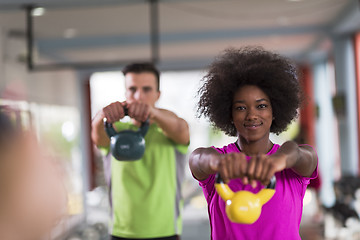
xmin=189 ymin=147 xmax=220 ymax=181
xmin=275 ymin=141 xmax=318 ymax=177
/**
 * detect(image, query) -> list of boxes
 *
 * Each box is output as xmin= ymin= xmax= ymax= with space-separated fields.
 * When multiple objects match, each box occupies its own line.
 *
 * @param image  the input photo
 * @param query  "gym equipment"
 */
xmin=215 ymin=173 xmax=276 ymax=224
xmin=104 ymin=108 xmax=149 ymax=161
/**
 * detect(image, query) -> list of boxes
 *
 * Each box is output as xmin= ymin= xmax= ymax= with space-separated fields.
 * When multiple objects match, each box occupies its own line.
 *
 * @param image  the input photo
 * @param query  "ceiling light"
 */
xmin=32 ymin=7 xmax=45 ymax=17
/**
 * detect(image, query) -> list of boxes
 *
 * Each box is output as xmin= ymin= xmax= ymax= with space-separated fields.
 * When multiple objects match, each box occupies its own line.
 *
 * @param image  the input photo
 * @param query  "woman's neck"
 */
xmin=236 ymin=137 xmax=274 ymax=156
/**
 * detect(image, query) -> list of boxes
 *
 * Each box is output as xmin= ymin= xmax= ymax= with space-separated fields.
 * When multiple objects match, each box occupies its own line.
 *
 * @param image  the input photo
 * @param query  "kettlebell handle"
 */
xmin=103 ymin=107 xmax=149 ymax=137
xmin=215 ymin=173 xmax=276 ymax=189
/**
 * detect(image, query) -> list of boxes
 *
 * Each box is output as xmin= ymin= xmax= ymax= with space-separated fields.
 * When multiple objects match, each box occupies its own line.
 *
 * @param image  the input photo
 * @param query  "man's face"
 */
xmin=124 ymin=72 xmax=160 ymax=106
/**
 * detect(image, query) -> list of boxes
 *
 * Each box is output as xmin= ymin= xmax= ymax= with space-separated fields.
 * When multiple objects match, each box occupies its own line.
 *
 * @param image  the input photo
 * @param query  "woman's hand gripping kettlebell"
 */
xmin=212 ymin=152 xmax=278 ymax=224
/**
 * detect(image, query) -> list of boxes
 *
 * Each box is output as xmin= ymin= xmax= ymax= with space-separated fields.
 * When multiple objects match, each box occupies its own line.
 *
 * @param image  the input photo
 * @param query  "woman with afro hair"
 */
xmin=189 ymin=46 xmax=318 ymax=240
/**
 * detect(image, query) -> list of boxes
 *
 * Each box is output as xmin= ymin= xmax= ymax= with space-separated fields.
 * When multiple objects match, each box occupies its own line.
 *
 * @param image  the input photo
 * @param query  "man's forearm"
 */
xmin=151 ymin=108 xmax=189 ymax=145
xmin=91 ymin=111 xmax=110 ymax=147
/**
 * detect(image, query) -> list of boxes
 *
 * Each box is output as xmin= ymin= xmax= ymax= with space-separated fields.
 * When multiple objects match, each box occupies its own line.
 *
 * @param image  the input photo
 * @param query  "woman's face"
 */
xmin=232 ymin=85 xmax=273 ymax=143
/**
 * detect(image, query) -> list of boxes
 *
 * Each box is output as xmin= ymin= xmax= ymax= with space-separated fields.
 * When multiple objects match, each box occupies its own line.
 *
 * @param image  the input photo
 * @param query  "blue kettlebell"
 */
xmin=104 ymin=108 xmax=149 ymax=161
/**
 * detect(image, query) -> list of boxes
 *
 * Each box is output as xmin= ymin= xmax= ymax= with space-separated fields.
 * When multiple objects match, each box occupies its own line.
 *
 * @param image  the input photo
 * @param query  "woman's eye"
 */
xmin=258 ymin=104 xmax=267 ymax=109
xmin=236 ymin=106 xmax=246 ymax=110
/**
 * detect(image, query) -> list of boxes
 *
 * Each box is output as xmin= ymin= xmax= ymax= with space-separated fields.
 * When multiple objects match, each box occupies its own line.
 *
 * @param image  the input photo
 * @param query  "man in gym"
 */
xmin=91 ymin=62 xmax=190 ymax=240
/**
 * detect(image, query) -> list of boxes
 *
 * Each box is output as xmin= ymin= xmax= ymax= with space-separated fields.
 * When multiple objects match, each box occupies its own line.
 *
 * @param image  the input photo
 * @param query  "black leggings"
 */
xmin=111 ymin=235 xmax=179 ymax=240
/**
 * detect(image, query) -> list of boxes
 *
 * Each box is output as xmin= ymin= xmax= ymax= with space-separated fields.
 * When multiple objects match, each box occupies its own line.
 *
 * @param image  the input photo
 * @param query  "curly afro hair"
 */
xmin=197 ymin=46 xmax=302 ymax=137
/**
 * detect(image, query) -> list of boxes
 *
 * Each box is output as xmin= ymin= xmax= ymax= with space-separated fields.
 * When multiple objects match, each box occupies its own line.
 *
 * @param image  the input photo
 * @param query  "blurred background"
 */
xmin=0 ymin=0 xmax=360 ymax=239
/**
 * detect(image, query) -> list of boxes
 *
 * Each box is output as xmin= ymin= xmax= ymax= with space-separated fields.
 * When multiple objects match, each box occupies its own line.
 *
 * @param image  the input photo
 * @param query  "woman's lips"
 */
xmin=244 ymin=122 xmax=263 ymax=129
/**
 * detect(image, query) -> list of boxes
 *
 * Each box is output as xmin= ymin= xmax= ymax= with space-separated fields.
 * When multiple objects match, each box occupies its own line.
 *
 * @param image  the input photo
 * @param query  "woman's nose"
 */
xmin=246 ymin=108 xmax=258 ymax=120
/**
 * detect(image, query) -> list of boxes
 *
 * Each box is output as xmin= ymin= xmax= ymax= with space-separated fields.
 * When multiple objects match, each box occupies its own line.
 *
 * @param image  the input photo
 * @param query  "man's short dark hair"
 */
xmin=122 ymin=62 xmax=160 ymax=91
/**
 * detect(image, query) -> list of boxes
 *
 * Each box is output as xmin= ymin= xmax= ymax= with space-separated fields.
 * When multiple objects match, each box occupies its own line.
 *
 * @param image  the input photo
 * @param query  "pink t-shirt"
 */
xmin=198 ymin=143 xmax=318 ymax=240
